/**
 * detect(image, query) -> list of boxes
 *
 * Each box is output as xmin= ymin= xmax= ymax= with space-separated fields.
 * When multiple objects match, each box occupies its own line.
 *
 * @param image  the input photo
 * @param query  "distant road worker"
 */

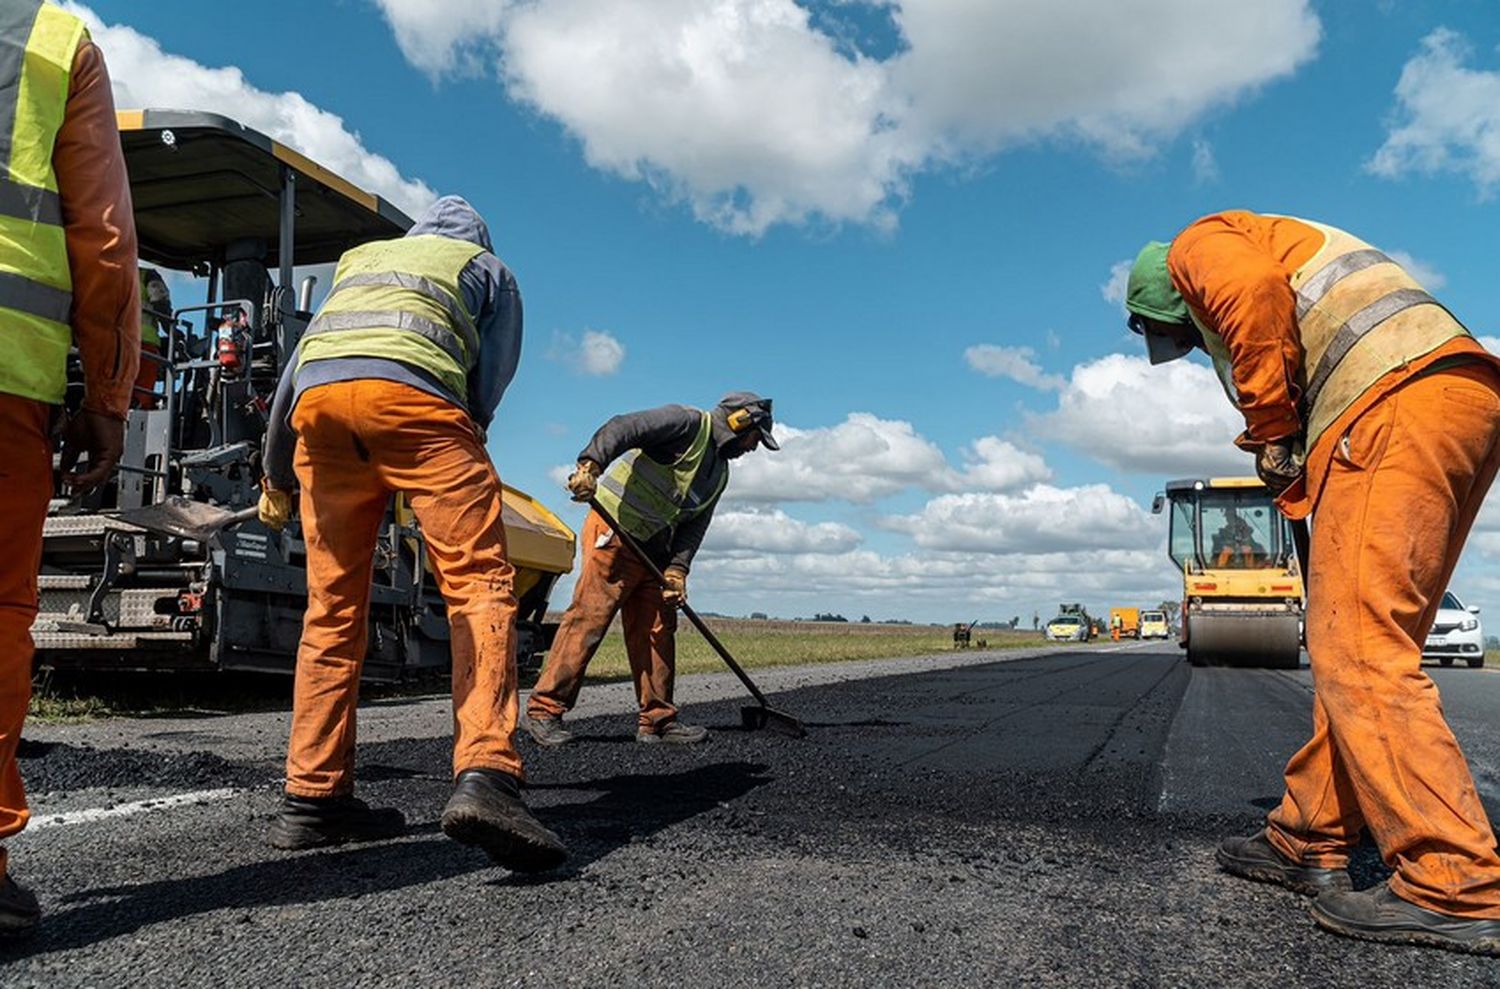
xmin=1126 ymin=209 xmax=1500 ymax=954
xmin=0 ymin=1 xmax=140 ymax=936
xmin=261 ymin=195 xmax=566 ymax=873
xmin=525 ymin=393 xmax=779 ymax=745
xmin=133 ymin=267 xmax=171 ymax=408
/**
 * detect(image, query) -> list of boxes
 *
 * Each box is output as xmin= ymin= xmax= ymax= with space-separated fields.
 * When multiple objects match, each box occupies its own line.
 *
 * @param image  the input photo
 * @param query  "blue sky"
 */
xmin=72 ymin=0 xmax=1500 ymax=624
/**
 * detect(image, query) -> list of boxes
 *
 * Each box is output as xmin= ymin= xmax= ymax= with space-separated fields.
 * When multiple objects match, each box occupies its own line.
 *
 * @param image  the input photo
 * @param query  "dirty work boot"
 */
xmin=636 ymin=721 xmax=709 ymax=745
xmin=1215 ymin=830 xmax=1352 ymax=896
xmin=267 ymin=794 xmax=407 ymax=850
xmin=1311 ymin=883 xmax=1500 ymax=956
xmin=523 ymin=713 xmax=574 ymax=747
xmin=0 ymin=874 xmax=40 ymax=938
xmin=441 ymin=768 xmax=568 ymax=873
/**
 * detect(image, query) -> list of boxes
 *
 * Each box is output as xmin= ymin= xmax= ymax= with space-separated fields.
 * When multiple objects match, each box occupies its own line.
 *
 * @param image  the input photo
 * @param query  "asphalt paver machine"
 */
xmin=33 ymin=110 xmax=574 ymax=680
xmin=1151 ymin=476 xmax=1304 ymax=669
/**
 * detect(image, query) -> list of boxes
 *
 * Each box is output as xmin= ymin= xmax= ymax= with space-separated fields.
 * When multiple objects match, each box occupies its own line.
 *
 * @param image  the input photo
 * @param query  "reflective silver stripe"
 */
xmin=0 ymin=1 xmax=44 ymax=172
xmin=303 ymin=309 xmax=469 ymax=368
xmin=1295 ymin=249 xmax=1392 ymax=319
xmin=1304 ymin=289 xmax=1440 ymax=409
xmin=0 ymin=177 xmax=60 ymax=225
xmin=0 ymin=268 xmax=70 ymax=323
xmin=327 ymin=272 xmax=479 ymax=359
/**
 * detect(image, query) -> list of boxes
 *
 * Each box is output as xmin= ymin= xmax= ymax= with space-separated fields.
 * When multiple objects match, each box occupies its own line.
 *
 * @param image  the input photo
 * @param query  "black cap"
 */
xmin=717 ymin=391 xmax=779 ymax=451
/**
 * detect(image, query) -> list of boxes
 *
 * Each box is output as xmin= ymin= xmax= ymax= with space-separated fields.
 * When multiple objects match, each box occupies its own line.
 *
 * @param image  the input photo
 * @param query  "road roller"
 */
xmin=1151 ymin=477 xmax=1304 ymax=669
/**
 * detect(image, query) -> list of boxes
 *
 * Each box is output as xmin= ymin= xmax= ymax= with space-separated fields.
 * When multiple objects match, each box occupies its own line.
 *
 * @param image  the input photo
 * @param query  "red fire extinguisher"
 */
xmin=216 ymin=311 xmax=247 ymax=372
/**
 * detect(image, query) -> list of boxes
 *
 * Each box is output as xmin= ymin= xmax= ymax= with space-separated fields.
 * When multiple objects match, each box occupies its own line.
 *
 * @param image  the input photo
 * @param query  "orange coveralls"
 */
xmin=0 ymin=41 xmax=139 ymax=877
xmin=527 ymin=510 xmax=679 ymax=731
xmin=1169 ymin=211 xmax=1500 ymax=917
xmin=285 ymin=380 xmax=524 ymax=794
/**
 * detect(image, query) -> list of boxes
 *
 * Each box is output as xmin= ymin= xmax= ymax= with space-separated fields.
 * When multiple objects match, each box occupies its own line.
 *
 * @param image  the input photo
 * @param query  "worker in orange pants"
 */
xmin=0 ymin=2 xmax=140 ymax=937
xmin=261 ymin=196 xmax=564 ymax=872
xmin=1127 ymin=210 xmax=1500 ymax=954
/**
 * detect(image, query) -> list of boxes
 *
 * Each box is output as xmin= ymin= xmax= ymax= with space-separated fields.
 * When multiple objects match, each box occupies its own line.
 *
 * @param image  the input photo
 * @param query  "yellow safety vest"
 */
xmin=298 ymin=234 xmax=485 ymax=405
xmin=0 ymin=1 xmax=85 ymax=404
xmin=595 ymin=411 xmax=727 ymax=544
xmin=139 ymin=268 xmax=164 ymax=348
xmin=1191 ymin=217 xmax=1468 ymax=451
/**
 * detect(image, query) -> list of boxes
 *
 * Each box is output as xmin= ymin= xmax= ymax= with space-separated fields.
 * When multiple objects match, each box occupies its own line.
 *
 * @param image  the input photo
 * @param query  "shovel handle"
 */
xmin=587 ymin=498 xmax=770 ymax=707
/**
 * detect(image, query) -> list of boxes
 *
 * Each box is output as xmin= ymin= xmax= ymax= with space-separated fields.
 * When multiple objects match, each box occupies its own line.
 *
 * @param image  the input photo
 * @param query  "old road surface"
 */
xmin=7 ymin=642 xmax=1500 ymax=987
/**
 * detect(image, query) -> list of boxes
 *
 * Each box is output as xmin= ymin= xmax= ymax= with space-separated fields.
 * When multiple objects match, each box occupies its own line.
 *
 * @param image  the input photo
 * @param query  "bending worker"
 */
xmin=0 ymin=1 xmax=139 ymax=936
xmin=525 ymin=393 xmax=778 ymax=746
xmin=1126 ymin=209 xmax=1500 ymax=955
xmin=260 ymin=195 xmax=566 ymax=873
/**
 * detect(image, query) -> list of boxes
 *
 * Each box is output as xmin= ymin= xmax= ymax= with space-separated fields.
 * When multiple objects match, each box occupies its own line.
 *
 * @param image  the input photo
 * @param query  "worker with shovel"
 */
xmin=259 ymin=195 xmax=566 ymax=873
xmin=1126 ymin=210 xmax=1500 ymax=955
xmin=0 ymin=1 xmax=140 ymax=936
xmin=525 ymin=393 xmax=778 ymax=746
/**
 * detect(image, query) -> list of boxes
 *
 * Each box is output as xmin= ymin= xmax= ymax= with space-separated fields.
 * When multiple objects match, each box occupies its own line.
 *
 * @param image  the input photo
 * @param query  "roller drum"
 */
xmin=1186 ymin=612 xmax=1301 ymax=669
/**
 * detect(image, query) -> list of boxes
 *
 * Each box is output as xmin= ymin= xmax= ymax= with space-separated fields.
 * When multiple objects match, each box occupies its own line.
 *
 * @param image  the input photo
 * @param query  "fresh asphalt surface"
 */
xmin=7 ymin=643 xmax=1500 ymax=987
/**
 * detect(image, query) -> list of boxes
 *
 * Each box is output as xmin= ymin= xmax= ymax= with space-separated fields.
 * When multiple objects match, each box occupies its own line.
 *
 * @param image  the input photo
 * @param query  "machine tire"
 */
xmin=1439 ymin=656 xmax=1453 ymax=667
xmin=1467 ymin=657 xmax=1484 ymax=669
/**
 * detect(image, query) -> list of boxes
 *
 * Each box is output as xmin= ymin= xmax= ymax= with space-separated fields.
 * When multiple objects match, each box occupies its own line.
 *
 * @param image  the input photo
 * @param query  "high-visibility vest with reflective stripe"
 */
xmin=139 ymin=268 xmax=162 ymax=347
xmin=0 ymin=1 xmax=85 ymax=404
xmin=298 ymin=234 xmax=485 ymax=405
xmin=595 ymin=411 xmax=727 ymax=544
xmin=1190 ymin=217 xmax=1469 ymax=451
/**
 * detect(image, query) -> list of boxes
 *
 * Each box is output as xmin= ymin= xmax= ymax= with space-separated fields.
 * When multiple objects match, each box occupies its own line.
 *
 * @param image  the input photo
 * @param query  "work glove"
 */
xmin=58 ymin=409 xmax=125 ymax=494
xmin=662 ymin=567 xmax=688 ymax=608
xmin=566 ymin=459 xmax=602 ymax=502
xmin=1255 ymin=437 xmax=1302 ymax=496
xmin=258 ymin=484 xmax=293 ymax=532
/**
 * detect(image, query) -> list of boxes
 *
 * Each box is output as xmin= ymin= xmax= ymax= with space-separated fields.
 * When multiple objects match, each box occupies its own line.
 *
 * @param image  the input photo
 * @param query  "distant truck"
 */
xmin=1109 ymin=607 xmax=1140 ymax=641
xmin=1139 ymin=610 xmax=1170 ymax=639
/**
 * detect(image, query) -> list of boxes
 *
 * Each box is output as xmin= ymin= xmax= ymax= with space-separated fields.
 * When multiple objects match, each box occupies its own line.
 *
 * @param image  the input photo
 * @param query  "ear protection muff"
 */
xmin=727 ymin=407 xmax=755 ymax=433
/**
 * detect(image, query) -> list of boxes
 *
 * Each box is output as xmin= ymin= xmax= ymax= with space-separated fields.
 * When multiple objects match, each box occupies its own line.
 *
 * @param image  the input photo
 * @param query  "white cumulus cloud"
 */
xmin=549 ymin=328 xmax=626 ymax=376
xmin=1386 ymin=249 xmax=1447 ymax=290
xmin=964 ymin=344 xmax=1065 ymax=390
xmin=882 ymin=484 xmax=1159 ymax=554
xmin=1191 ymin=138 xmax=1220 ymax=184
xmin=705 ymin=508 xmax=863 ymax=555
xmin=1101 ymin=258 xmax=1133 ymax=310
xmin=1030 ymin=353 xmax=1253 ymax=476
xmin=372 ymin=0 xmax=1320 ymax=234
xmin=1369 ymin=28 xmax=1500 ymax=196
xmin=66 ymin=3 xmax=436 ymax=217
xmin=729 ymin=412 xmax=952 ymax=504
xmin=728 ymin=413 xmax=1049 ymax=504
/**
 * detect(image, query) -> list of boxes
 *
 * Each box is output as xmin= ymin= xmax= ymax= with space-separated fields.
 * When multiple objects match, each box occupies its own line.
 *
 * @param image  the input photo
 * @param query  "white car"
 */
xmin=1424 ymin=591 xmax=1485 ymax=668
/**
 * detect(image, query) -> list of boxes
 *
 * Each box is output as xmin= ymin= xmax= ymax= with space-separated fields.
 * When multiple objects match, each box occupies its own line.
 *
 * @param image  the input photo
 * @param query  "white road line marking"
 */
xmin=27 ymin=787 xmax=242 ymax=830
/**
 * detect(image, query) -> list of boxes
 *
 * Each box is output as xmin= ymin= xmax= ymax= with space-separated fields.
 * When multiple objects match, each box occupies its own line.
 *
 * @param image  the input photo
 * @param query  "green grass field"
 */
xmin=576 ymin=618 xmax=1047 ymax=680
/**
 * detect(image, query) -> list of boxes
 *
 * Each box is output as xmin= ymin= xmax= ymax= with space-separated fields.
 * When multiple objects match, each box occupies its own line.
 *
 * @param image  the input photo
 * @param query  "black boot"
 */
xmin=523 ymin=714 xmax=575 ymax=747
xmin=441 ymin=768 xmax=567 ymax=873
xmin=1312 ymin=883 xmax=1500 ymax=956
xmin=1215 ymin=830 xmax=1352 ymax=896
xmin=0 ymin=874 xmax=39 ymax=938
xmin=636 ymin=721 xmax=709 ymax=745
xmin=267 ymin=794 xmax=406 ymax=850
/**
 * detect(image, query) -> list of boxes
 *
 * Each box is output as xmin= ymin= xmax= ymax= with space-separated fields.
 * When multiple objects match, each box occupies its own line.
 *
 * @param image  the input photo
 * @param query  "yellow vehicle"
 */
xmin=1151 ymin=477 xmax=1304 ymax=669
xmin=1109 ymin=607 xmax=1140 ymax=640
xmin=1139 ymin=610 xmax=1170 ymax=639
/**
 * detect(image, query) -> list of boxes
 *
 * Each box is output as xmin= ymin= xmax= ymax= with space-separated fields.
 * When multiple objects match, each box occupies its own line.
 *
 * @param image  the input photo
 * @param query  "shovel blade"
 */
xmin=115 ymin=496 xmax=251 ymax=541
xmin=740 ymin=705 xmax=807 ymax=739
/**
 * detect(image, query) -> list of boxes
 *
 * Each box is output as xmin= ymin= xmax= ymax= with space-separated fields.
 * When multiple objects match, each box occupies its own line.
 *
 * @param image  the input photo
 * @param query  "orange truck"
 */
xmin=1109 ymin=607 xmax=1141 ymax=641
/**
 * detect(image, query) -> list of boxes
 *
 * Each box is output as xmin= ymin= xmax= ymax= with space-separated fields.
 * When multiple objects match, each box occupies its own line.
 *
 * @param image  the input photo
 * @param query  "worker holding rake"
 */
xmin=1126 ymin=209 xmax=1500 ymax=955
xmin=525 ymin=393 xmax=778 ymax=746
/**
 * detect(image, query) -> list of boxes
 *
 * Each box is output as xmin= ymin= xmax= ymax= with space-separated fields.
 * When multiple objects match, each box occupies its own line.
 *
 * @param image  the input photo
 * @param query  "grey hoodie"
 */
xmin=262 ymin=195 xmax=523 ymax=489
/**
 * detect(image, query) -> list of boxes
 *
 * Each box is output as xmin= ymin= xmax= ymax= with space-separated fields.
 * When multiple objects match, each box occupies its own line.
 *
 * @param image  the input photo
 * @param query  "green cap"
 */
xmin=1125 ymin=241 xmax=1189 ymax=323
